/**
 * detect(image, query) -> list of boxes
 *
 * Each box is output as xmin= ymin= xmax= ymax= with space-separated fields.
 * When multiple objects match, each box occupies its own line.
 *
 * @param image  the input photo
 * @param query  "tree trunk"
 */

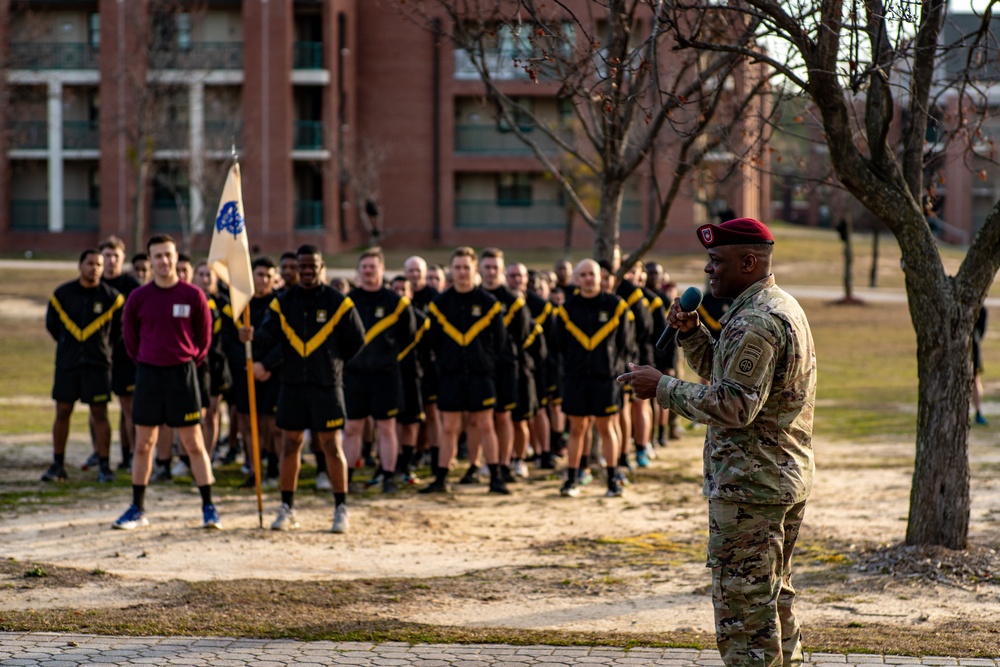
xmin=594 ymin=186 xmax=624 ymax=262
xmin=133 ymin=160 xmax=150 ymax=254
xmin=869 ymin=226 xmax=880 ymax=288
xmin=842 ymin=216 xmax=853 ymax=301
xmin=906 ymin=301 xmax=973 ymax=549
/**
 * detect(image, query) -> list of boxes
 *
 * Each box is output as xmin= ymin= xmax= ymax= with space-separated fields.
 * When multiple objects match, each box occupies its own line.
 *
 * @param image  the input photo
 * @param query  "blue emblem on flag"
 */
xmin=215 ymin=201 xmax=244 ymax=238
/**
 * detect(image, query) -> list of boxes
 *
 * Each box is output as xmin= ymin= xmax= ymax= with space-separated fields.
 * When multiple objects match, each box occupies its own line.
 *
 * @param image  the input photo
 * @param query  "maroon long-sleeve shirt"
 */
xmin=123 ymin=280 xmax=212 ymax=367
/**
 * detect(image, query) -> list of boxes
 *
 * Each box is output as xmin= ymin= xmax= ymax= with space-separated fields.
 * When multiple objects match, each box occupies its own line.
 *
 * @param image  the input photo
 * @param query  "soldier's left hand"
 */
xmin=617 ymin=362 xmax=662 ymax=401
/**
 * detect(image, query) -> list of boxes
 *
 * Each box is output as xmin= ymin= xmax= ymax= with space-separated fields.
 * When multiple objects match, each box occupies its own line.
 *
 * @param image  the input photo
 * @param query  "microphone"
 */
xmin=655 ymin=286 xmax=703 ymax=351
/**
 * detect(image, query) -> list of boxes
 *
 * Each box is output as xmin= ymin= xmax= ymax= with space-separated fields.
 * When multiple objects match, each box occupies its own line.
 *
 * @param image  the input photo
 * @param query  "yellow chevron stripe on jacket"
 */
xmin=365 ymin=296 xmax=410 ymax=345
xmin=523 ymin=322 xmax=544 ymax=350
xmin=397 ymin=316 xmax=430 ymax=361
xmin=625 ymin=288 xmax=644 ymax=308
xmin=697 ymin=304 xmax=722 ymax=332
xmin=50 ymin=293 xmax=124 ymax=342
xmin=557 ymin=299 xmax=630 ymax=351
xmin=429 ymin=300 xmax=502 ymax=347
xmin=649 ymin=295 xmax=663 ymax=311
xmin=534 ymin=301 xmax=553 ymax=325
xmin=208 ymin=299 xmax=223 ymax=335
xmin=271 ymin=296 xmax=355 ymax=358
xmin=503 ymin=295 xmax=526 ymax=328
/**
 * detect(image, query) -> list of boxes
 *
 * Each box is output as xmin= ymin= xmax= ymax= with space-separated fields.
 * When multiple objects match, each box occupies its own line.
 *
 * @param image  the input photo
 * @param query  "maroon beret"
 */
xmin=697 ymin=218 xmax=774 ymax=248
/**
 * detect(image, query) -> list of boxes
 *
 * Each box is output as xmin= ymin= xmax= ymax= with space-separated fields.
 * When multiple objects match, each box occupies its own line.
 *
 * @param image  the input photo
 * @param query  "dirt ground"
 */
xmin=2 ymin=422 xmax=999 ymax=639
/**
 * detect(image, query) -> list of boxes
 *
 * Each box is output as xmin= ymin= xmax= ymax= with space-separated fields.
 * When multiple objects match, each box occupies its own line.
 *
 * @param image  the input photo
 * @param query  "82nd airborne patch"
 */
xmin=729 ymin=331 xmax=773 ymax=390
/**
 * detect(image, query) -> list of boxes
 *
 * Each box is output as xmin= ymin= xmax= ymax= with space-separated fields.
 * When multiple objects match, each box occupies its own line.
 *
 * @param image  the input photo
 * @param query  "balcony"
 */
xmin=294 ymin=200 xmax=324 ymax=230
xmin=455 ymin=49 xmax=532 ymax=81
xmin=64 ymin=121 xmax=99 ymax=150
xmin=293 ymin=121 xmax=323 ymax=150
xmin=9 ymin=42 xmax=99 ymax=70
xmin=151 ymin=199 xmax=187 ymax=233
xmin=456 ymin=200 xmax=563 ymax=229
xmin=150 ymin=42 xmax=243 ymax=70
xmin=455 ymin=199 xmax=642 ymax=230
xmin=293 ymin=41 xmax=323 ymax=69
xmin=64 ymin=200 xmax=101 ymax=231
xmin=454 ymin=124 xmax=570 ymax=154
xmin=9 ymin=200 xmax=99 ymax=232
xmin=9 ymin=200 xmax=47 ymax=231
xmin=9 ymin=121 xmax=47 ymax=149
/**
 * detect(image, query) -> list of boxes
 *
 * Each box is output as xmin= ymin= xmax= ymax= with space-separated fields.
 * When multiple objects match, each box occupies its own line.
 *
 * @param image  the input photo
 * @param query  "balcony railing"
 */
xmin=456 ymin=199 xmax=642 ymax=230
xmin=293 ymin=121 xmax=323 ymax=150
xmin=205 ymin=120 xmax=244 ymax=152
xmin=64 ymin=121 xmax=99 ymax=150
xmin=294 ymin=200 xmax=324 ymax=230
xmin=9 ymin=42 xmax=99 ymax=70
xmin=151 ymin=198 xmax=189 ymax=232
xmin=150 ymin=42 xmax=243 ymax=70
xmin=9 ymin=200 xmax=99 ymax=232
xmin=9 ymin=200 xmax=47 ymax=231
xmin=9 ymin=121 xmax=47 ymax=149
xmin=454 ymin=124 xmax=570 ymax=154
xmin=455 ymin=49 xmax=531 ymax=81
xmin=293 ymin=41 xmax=323 ymax=69
xmin=63 ymin=200 xmax=100 ymax=231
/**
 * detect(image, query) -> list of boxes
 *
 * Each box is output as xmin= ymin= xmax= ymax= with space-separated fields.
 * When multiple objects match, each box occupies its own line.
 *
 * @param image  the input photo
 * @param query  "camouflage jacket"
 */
xmin=656 ymin=275 xmax=816 ymax=505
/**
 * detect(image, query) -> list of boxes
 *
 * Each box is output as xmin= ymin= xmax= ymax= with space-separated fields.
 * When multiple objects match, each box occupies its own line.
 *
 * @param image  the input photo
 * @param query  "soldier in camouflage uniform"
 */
xmin=619 ymin=217 xmax=816 ymax=667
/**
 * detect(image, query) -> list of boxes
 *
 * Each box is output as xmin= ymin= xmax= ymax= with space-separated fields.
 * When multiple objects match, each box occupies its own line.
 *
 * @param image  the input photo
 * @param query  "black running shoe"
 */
xmin=97 ymin=466 xmax=115 ymax=483
xmin=382 ymin=475 xmax=398 ymax=494
xmin=41 ymin=463 xmax=67 ymax=482
xmin=500 ymin=465 xmax=516 ymax=484
xmin=418 ymin=479 xmax=449 ymax=494
xmin=488 ymin=478 xmax=511 ymax=495
xmin=81 ymin=452 xmax=99 ymax=471
xmin=458 ymin=465 xmax=480 ymax=485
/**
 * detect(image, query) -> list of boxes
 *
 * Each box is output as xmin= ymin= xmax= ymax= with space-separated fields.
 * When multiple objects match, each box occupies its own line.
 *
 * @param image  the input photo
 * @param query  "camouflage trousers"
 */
xmin=707 ymin=499 xmax=808 ymax=667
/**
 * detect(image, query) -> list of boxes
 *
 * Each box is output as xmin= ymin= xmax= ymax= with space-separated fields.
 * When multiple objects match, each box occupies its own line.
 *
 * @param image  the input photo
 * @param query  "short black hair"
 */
xmin=280 ymin=251 xmax=297 ymax=262
xmin=252 ymin=257 xmax=277 ymax=270
xmin=131 ymin=252 xmax=148 ymax=264
xmin=597 ymin=259 xmax=614 ymax=273
xmin=296 ymin=244 xmax=321 ymax=258
xmin=390 ymin=274 xmax=407 ymax=283
xmin=79 ymin=248 xmax=101 ymax=264
xmin=176 ymin=253 xmax=192 ymax=265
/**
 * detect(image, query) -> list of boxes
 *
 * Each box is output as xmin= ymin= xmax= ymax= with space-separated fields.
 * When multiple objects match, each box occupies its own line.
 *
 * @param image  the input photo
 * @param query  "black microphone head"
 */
xmin=680 ymin=286 xmax=703 ymax=312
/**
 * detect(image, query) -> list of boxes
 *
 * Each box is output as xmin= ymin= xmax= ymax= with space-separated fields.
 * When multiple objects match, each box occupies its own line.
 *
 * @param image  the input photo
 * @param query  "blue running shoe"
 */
xmin=112 ymin=504 xmax=148 ymax=530
xmin=202 ymin=504 xmax=222 ymax=530
xmin=636 ymin=448 xmax=650 ymax=468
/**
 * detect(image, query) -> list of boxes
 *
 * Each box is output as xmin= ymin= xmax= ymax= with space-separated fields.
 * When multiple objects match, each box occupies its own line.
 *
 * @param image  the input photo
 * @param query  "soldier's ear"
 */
xmin=741 ymin=252 xmax=758 ymax=274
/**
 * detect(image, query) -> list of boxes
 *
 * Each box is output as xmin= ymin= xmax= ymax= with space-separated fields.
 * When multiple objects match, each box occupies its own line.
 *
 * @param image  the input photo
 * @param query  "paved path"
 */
xmin=1 ymin=633 xmax=995 ymax=666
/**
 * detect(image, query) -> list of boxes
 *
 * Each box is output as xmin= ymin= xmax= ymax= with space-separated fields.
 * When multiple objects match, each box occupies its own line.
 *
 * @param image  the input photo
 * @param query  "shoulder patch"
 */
xmin=727 ymin=331 xmax=774 ymax=390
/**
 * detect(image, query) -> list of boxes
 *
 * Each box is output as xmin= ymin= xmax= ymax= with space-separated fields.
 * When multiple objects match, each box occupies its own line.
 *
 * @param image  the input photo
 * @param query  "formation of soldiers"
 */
xmin=44 ymin=236 xmax=698 ymax=532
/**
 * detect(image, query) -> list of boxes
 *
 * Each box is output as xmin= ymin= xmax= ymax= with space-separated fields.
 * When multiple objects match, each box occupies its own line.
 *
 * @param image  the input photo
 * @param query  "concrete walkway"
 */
xmin=1 ymin=633 xmax=995 ymax=666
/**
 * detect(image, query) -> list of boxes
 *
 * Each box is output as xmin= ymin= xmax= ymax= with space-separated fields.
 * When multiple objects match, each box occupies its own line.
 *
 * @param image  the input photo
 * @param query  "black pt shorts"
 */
xmin=561 ymin=374 xmax=621 ymax=418
xmin=276 ymin=383 xmax=346 ymax=432
xmin=132 ymin=361 xmax=203 ymax=428
xmin=52 ymin=365 xmax=112 ymax=405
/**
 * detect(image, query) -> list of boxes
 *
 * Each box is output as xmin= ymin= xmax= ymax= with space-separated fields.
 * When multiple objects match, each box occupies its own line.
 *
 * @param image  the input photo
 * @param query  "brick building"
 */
xmin=0 ymin=0 xmax=769 ymax=256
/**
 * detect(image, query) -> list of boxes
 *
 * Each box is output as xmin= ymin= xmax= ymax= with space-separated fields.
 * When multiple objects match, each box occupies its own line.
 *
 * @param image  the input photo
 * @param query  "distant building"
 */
xmin=0 ymin=1 xmax=769 ymax=256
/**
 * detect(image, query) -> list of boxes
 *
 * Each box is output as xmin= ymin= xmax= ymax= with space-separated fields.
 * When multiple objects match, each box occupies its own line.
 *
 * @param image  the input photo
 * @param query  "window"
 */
xmin=88 ymin=13 xmax=100 ymax=49
xmin=497 ymin=96 xmax=534 ymax=133
xmin=497 ymin=173 xmax=533 ymax=205
xmin=176 ymin=13 xmax=191 ymax=50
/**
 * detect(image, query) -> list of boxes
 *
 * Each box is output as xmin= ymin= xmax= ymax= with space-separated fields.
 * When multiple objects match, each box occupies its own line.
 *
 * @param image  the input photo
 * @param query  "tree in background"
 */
xmin=390 ymin=0 xmax=776 ymax=266
xmin=668 ymin=0 xmax=1000 ymax=548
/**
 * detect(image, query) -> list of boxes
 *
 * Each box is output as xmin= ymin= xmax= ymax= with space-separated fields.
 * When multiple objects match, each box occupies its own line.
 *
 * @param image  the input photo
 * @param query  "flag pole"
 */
xmin=232 ymin=143 xmax=263 ymax=529
xmin=243 ymin=305 xmax=264 ymax=529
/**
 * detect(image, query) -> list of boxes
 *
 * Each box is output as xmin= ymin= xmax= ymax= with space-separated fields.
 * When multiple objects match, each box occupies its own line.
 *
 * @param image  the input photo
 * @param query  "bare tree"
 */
xmin=388 ymin=0 xmax=776 ymax=266
xmin=667 ymin=0 xmax=1000 ymax=548
xmin=347 ymin=139 xmax=388 ymax=247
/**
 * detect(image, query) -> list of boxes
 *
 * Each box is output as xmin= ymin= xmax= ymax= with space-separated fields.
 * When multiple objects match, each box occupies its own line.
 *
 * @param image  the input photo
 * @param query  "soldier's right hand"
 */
xmin=668 ymin=298 xmax=700 ymax=333
xmin=238 ymin=326 xmax=254 ymax=343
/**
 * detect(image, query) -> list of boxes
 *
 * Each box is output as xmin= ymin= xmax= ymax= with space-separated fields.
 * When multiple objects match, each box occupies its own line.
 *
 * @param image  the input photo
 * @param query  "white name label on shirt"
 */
xmin=173 ymin=304 xmax=191 ymax=318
